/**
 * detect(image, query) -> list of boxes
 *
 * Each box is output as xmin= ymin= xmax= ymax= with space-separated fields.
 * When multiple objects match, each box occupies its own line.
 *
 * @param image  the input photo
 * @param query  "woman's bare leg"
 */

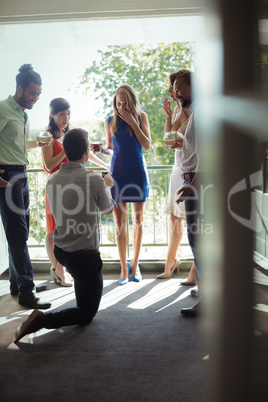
xmin=113 ymin=203 xmax=129 ymax=279
xmin=163 ymin=214 xmax=183 ymax=274
xmin=45 ymin=232 xmax=68 ymax=282
xmin=131 ymin=202 xmax=145 ymax=275
xmin=187 ymin=263 xmax=196 ymax=282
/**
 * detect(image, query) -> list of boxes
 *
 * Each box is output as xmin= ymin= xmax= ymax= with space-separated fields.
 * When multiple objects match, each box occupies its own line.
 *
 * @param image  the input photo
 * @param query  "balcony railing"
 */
xmin=27 ymin=166 xmax=191 ymax=261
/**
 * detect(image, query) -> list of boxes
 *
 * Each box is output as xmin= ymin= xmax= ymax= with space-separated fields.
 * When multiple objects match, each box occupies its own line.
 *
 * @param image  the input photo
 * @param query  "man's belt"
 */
xmin=181 ymin=172 xmax=195 ymax=181
xmin=73 ymin=248 xmax=99 ymax=255
xmin=0 ymin=165 xmax=27 ymax=171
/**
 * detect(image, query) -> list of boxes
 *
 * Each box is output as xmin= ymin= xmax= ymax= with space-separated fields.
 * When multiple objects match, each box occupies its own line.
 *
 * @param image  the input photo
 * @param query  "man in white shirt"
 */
xmin=172 ymin=72 xmax=201 ymax=317
xmin=14 ymin=129 xmax=116 ymax=342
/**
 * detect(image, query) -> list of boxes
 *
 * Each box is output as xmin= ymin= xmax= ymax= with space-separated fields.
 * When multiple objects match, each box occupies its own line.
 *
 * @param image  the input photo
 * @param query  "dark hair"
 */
xmin=63 ymin=129 xmax=89 ymax=161
xmin=169 ymin=69 xmax=190 ymax=87
xmin=47 ymin=98 xmax=71 ymax=139
xmin=173 ymin=71 xmax=192 ymax=86
xmin=16 ymin=64 xmax=42 ymax=90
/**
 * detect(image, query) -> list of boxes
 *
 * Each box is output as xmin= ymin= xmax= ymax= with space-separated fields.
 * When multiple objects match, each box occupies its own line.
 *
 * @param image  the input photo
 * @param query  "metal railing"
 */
xmin=27 ymin=166 xmax=191 ymax=260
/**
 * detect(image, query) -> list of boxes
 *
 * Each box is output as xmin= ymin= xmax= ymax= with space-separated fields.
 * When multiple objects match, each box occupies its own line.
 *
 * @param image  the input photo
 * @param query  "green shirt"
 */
xmin=0 ymin=95 xmax=30 ymax=166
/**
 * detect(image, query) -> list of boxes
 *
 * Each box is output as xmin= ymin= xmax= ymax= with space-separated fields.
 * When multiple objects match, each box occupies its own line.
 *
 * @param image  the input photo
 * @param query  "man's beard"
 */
xmin=20 ymin=93 xmax=33 ymax=109
xmin=181 ymin=98 xmax=190 ymax=108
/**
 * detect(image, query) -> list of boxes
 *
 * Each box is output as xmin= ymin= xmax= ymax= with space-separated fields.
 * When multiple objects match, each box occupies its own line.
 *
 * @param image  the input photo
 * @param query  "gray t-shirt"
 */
xmin=47 ymin=162 xmax=115 ymax=252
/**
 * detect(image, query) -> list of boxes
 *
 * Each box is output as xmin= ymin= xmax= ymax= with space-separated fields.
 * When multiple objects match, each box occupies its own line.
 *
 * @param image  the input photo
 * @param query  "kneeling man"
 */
xmin=14 ymin=128 xmax=115 ymax=343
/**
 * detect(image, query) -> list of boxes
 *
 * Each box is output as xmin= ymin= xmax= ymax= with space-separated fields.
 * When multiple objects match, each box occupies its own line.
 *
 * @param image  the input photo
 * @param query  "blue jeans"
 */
xmin=184 ymin=179 xmax=200 ymax=286
xmin=0 ymin=169 xmax=35 ymax=295
xmin=42 ymin=245 xmax=103 ymax=328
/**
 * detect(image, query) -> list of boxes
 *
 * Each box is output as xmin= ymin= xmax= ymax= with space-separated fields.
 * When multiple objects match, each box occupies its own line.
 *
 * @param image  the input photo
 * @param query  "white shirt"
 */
xmin=181 ymin=102 xmax=199 ymax=173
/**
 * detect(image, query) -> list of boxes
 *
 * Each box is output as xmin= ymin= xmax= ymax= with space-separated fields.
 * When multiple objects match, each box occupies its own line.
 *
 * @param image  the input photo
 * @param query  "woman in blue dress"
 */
xmin=93 ymin=85 xmax=151 ymax=285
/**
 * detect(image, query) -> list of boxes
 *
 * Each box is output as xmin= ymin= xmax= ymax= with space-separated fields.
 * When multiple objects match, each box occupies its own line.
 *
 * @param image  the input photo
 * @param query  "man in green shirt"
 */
xmin=0 ymin=64 xmax=51 ymax=309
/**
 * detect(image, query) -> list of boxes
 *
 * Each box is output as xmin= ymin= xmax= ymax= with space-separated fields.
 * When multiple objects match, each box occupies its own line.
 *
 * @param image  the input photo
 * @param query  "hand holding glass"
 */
xmin=38 ymin=131 xmax=52 ymax=144
xmin=90 ymin=142 xmax=103 ymax=154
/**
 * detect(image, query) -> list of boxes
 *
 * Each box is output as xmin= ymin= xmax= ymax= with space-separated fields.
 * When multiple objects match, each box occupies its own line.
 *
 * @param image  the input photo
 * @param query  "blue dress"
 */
xmin=109 ymin=115 xmax=149 ymax=203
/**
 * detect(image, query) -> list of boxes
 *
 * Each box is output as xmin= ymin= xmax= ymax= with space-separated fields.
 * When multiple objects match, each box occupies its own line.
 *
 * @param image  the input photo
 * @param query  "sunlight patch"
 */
xmin=0 ymin=316 xmax=19 ymax=326
xmin=155 ymin=288 xmax=192 ymax=312
xmin=128 ymin=279 xmax=189 ymax=310
xmin=253 ymin=303 xmax=268 ymax=313
xmin=103 ymin=280 xmax=117 ymax=288
xmin=99 ymin=279 xmax=152 ymax=310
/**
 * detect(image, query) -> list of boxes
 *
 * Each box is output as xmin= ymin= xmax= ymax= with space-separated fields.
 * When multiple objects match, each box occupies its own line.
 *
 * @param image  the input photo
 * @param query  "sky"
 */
xmin=0 ymin=16 xmax=204 ymax=132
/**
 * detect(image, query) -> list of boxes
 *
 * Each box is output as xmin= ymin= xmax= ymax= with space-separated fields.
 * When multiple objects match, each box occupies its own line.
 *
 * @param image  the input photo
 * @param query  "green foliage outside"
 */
xmin=27 ymin=42 xmax=195 ymax=255
xmin=77 ymin=42 xmax=195 ymax=256
xmin=79 ymin=42 xmax=195 ymax=166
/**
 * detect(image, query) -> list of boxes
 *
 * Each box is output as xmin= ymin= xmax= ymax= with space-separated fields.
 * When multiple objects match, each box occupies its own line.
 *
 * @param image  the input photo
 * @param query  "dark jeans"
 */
xmin=42 ymin=245 xmax=103 ymax=328
xmin=184 ymin=179 xmax=200 ymax=286
xmin=0 ymin=170 xmax=35 ymax=295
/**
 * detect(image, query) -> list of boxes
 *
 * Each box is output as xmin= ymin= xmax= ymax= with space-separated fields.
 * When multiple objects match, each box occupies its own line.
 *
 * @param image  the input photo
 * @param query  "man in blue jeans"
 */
xmin=172 ymin=72 xmax=201 ymax=317
xmin=0 ymin=64 xmax=51 ymax=309
xmin=14 ymin=128 xmax=115 ymax=343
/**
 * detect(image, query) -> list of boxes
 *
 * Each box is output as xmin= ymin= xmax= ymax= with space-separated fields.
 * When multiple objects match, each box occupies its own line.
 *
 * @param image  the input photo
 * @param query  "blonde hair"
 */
xmin=110 ymin=84 xmax=142 ymax=137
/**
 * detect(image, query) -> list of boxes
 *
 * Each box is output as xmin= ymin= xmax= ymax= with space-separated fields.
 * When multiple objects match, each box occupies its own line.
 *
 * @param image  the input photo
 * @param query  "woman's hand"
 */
xmin=118 ymin=109 xmax=138 ymax=128
xmin=163 ymin=96 xmax=172 ymax=118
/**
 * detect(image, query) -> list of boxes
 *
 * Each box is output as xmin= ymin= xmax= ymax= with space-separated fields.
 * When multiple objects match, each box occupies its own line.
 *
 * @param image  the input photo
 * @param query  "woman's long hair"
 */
xmin=110 ymin=85 xmax=142 ymax=137
xmin=47 ymin=98 xmax=70 ymax=139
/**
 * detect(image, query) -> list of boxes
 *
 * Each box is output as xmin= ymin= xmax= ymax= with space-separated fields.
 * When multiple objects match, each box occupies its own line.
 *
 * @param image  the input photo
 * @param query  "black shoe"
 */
xmin=36 ymin=284 xmax=47 ymax=292
xmin=10 ymin=286 xmax=19 ymax=296
xmin=190 ymin=288 xmax=198 ymax=298
xmin=10 ymin=283 xmax=47 ymax=296
xmin=181 ymin=301 xmax=200 ymax=317
xmin=18 ymin=293 xmax=51 ymax=310
xmin=13 ymin=309 xmax=46 ymax=343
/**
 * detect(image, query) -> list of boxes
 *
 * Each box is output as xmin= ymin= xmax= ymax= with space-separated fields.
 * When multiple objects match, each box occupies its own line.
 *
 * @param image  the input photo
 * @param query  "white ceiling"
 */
xmin=0 ymin=15 xmax=204 ymax=129
xmin=0 ymin=0 xmax=204 ymax=23
xmin=0 ymin=16 xmax=205 ymax=51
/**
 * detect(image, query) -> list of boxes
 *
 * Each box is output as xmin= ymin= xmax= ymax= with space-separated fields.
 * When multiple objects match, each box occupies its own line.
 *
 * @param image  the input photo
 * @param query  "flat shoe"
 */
xmin=181 ymin=301 xmax=200 ymax=317
xmin=50 ymin=267 xmax=72 ymax=287
xmin=180 ymin=279 xmax=196 ymax=286
xmin=190 ymin=288 xmax=198 ymax=297
xmin=36 ymin=284 xmax=47 ymax=292
xmin=13 ymin=309 xmax=45 ymax=343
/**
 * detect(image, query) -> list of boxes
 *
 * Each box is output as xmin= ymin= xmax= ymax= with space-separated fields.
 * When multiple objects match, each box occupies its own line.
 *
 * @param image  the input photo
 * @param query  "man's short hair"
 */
xmin=16 ymin=64 xmax=42 ymax=90
xmin=174 ymin=71 xmax=192 ymax=86
xmin=63 ymin=129 xmax=89 ymax=161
